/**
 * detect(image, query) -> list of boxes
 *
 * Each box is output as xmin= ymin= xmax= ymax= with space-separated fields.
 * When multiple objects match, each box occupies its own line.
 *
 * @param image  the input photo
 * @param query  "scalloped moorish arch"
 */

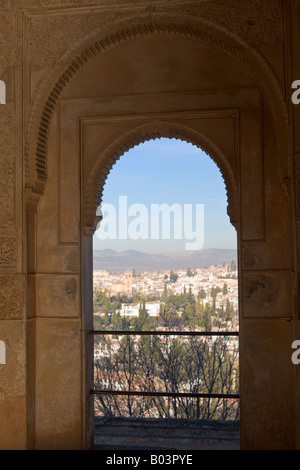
xmin=26 ymin=12 xmax=290 ymax=194
xmin=84 ymin=122 xmax=238 ymax=234
xmin=23 ymin=9 xmax=298 ymax=451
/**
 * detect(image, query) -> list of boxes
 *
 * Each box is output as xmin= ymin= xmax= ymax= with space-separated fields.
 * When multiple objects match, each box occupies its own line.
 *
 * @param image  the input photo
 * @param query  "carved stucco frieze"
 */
xmin=0 ymin=12 xmax=22 ymax=235
xmin=166 ymin=0 xmax=285 ymax=88
xmin=0 ymin=7 xmax=24 ymax=269
xmin=0 ymin=0 xmax=90 ymax=9
xmin=168 ymin=0 xmax=283 ymax=48
xmin=27 ymin=0 xmax=283 ymax=65
xmin=26 ymin=0 xmax=284 ymax=95
xmin=0 ymin=1 xmax=13 ymax=11
xmin=0 ymin=157 xmax=15 ymax=229
xmin=0 ymin=275 xmax=23 ymax=320
xmin=26 ymin=0 xmax=85 ymax=6
xmin=25 ymin=13 xmax=290 ymax=193
xmin=28 ymin=11 xmax=120 ymax=68
xmin=295 ymin=155 xmax=300 ymax=220
xmin=0 ymin=239 xmax=16 ymax=268
xmin=0 ymin=12 xmax=21 ymax=73
xmin=0 ymin=101 xmax=18 ymax=227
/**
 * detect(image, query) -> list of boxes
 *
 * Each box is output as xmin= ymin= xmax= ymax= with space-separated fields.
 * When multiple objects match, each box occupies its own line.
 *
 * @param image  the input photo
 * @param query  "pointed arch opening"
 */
xmin=91 ymin=136 xmax=240 ymax=450
xmin=84 ymin=124 xmax=238 ymax=234
xmin=24 ymin=11 xmax=295 ymax=450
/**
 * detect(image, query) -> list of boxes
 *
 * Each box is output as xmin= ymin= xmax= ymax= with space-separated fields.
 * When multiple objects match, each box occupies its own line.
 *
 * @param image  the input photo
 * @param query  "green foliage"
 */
xmin=230 ymin=259 xmax=237 ymax=272
xmin=169 ymin=270 xmax=179 ymax=283
xmin=211 ymin=285 xmax=222 ymax=299
xmin=160 ymin=283 xmax=168 ymax=302
xmin=198 ymin=288 xmax=206 ymax=299
xmin=93 ymin=280 xmax=239 ymax=421
xmin=186 ymin=268 xmax=195 ymax=277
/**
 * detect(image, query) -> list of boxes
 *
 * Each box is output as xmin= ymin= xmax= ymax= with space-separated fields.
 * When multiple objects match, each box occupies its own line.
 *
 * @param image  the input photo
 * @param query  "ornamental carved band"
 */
xmin=0 ymin=239 xmax=16 ymax=267
xmin=0 ymin=276 xmax=23 ymax=320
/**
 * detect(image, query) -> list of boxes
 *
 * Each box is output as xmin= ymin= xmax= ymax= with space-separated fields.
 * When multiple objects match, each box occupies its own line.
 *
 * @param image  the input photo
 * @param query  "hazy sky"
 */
xmin=93 ymin=138 xmax=237 ymax=254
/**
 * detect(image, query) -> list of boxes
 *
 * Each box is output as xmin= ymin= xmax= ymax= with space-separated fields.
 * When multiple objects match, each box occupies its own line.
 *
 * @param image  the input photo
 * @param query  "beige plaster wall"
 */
xmin=0 ymin=0 xmax=299 ymax=450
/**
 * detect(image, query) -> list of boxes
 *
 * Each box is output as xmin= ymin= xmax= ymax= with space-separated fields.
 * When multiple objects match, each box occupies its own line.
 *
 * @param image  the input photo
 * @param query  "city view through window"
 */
xmin=92 ymin=138 xmax=239 ymax=423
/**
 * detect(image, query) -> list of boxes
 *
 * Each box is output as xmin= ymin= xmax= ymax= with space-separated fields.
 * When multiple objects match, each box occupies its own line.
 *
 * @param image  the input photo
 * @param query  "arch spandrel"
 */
xmin=25 ymin=12 xmax=290 ymax=195
xmin=82 ymin=122 xmax=238 ymax=235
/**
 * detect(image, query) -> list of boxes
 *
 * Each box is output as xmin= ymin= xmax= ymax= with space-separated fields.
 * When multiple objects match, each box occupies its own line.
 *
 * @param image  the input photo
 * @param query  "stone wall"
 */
xmin=0 ymin=0 xmax=299 ymax=450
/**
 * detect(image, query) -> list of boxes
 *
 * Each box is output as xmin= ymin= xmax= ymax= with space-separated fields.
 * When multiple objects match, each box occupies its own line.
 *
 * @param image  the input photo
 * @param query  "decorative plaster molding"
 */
xmin=0 ymin=156 xmax=15 ymax=228
xmin=0 ymin=239 xmax=16 ymax=267
xmin=0 ymin=275 xmax=23 ymax=320
xmin=82 ymin=120 xmax=238 ymax=233
xmin=169 ymin=0 xmax=283 ymax=48
xmin=24 ymin=12 xmax=290 ymax=230
xmin=26 ymin=14 xmax=289 ymax=183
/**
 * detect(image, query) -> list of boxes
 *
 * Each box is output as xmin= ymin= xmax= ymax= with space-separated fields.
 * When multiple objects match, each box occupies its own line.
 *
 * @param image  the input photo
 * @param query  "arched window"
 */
xmin=91 ymin=138 xmax=239 ymax=449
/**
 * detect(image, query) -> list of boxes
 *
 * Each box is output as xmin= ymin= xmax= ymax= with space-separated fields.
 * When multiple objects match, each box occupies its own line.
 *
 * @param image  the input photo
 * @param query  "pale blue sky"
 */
xmin=93 ymin=138 xmax=237 ymax=254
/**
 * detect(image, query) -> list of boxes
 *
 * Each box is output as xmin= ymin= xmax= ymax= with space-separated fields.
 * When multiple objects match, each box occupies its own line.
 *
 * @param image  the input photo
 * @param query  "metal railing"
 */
xmin=90 ymin=329 xmax=240 ymax=401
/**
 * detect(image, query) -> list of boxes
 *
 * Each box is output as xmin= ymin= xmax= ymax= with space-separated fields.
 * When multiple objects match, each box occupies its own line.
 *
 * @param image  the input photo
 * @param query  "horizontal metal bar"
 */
xmin=91 ymin=389 xmax=239 ymax=400
xmin=90 ymin=330 xmax=239 ymax=337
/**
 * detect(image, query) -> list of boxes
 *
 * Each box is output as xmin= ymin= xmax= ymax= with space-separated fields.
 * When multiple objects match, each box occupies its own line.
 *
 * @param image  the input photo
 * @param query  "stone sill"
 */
xmin=94 ymin=417 xmax=240 ymax=450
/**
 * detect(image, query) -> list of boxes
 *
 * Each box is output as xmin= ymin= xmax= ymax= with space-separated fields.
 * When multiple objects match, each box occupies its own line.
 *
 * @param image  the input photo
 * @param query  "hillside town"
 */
xmin=93 ymin=261 xmax=238 ymax=330
xmin=92 ymin=262 xmax=239 ymax=420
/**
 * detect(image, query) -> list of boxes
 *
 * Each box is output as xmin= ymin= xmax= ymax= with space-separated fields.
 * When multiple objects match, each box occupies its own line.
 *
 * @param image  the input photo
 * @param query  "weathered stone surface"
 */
xmin=0 ymin=0 xmax=299 ymax=451
xmin=240 ymin=319 xmax=294 ymax=449
xmin=0 ymin=321 xmax=26 ymax=450
xmin=0 ymin=239 xmax=16 ymax=268
xmin=34 ymin=318 xmax=83 ymax=449
xmin=0 ymin=275 xmax=24 ymax=320
xmin=35 ymin=275 xmax=79 ymax=318
xmin=242 ymin=271 xmax=293 ymax=318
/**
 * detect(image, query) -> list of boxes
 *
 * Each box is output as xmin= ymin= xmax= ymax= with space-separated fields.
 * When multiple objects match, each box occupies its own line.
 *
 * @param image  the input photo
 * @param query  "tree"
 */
xmin=187 ymin=285 xmax=194 ymax=302
xmin=184 ymin=302 xmax=196 ymax=327
xmin=195 ymin=298 xmax=204 ymax=324
xmin=225 ymin=298 xmax=234 ymax=320
xmin=169 ymin=270 xmax=178 ymax=283
xmin=230 ymin=259 xmax=237 ymax=272
xmin=133 ymin=300 xmax=149 ymax=331
xmin=211 ymin=285 xmax=221 ymax=298
xmin=202 ymin=303 xmax=212 ymax=330
xmin=186 ymin=268 xmax=194 ymax=277
xmin=222 ymin=283 xmax=228 ymax=295
xmin=111 ymin=310 xmax=122 ymax=330
xmin=94 ymin=307 xmax=240 ymax=421
xmin=160 ymin=282 xmax=168 ymax=302
xmin=198 ymin=288 xmax=206 ymax=299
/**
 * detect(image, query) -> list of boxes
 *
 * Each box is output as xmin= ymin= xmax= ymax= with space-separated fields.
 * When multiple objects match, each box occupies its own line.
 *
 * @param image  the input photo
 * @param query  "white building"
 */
xmin=117 ymin=301 xmax=160 ymax=318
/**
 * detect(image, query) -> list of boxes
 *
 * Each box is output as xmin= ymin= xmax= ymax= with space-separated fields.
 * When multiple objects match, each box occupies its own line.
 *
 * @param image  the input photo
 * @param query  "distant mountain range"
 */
xmin=93 ymin=248 xmax=237 ymax=273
